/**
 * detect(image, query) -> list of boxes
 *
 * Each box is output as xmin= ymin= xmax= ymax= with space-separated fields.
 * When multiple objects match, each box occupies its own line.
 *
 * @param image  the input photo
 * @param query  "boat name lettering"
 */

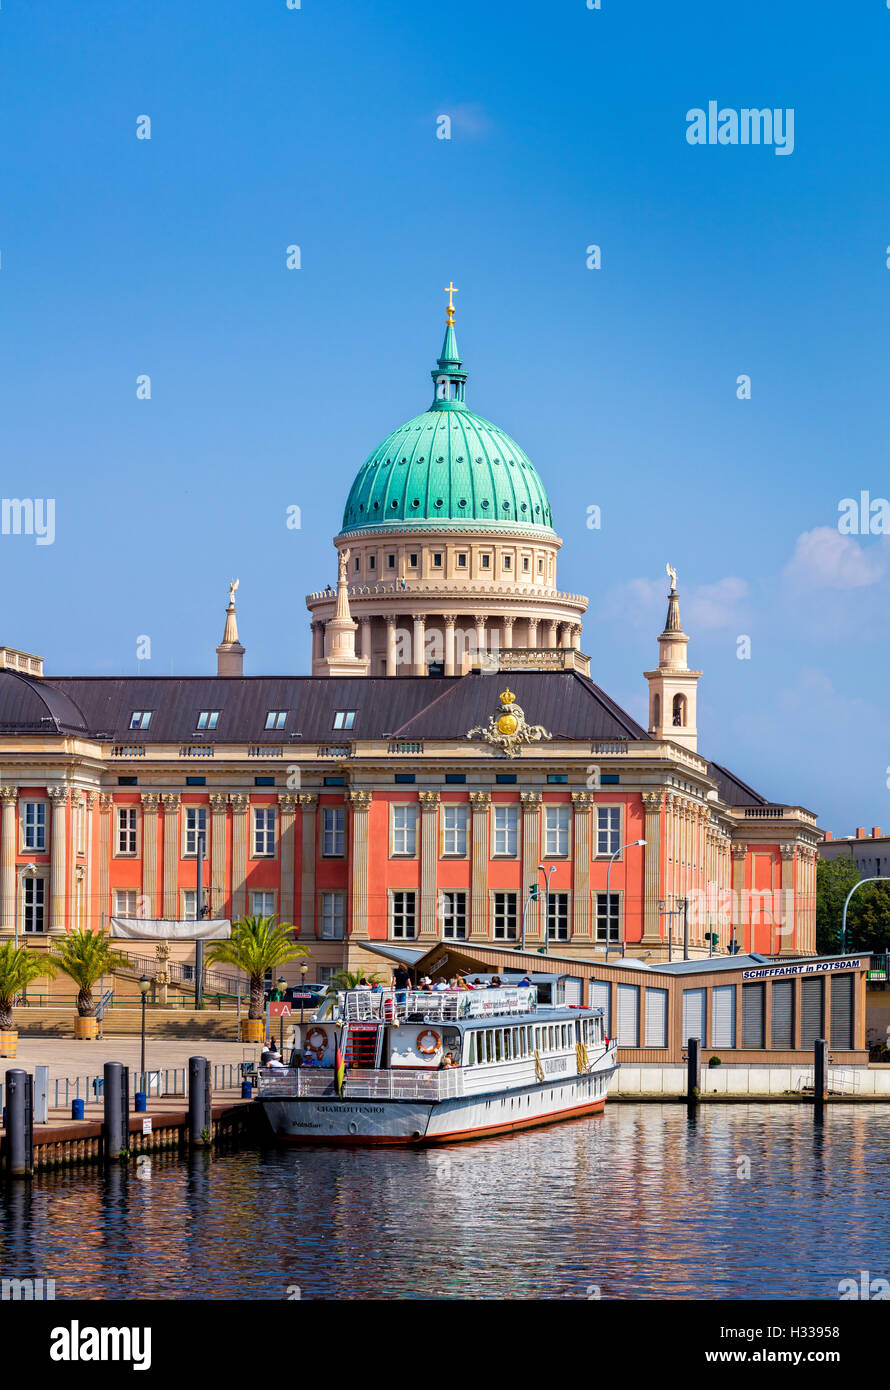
xmin=317 ymin=1105 xmax=385 ymax=1114
xmin=543 ymin=1057 xmax=567 ymax=1074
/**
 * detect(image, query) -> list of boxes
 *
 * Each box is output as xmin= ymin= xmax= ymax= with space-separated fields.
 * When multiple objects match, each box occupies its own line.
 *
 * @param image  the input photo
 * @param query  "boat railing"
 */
xmin=256 ymin=1067 xmax=464 ymax=1101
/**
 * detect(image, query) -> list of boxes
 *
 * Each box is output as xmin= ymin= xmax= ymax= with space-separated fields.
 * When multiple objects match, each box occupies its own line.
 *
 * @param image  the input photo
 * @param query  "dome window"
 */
xmin=475 ymin=456 xmax=483 ymax=463
xmin=458 ymin=499 xmax=467 ymax=508
xmin=534 ymin=504 xmax=541 ymax=513
xmin=373 ymin=501 xmax=379 ymax=509
xmin=411 ymin=499 xmax=420 ymax=508
xmin=391 ymin=500 xmax=398 ymax=509
xmin=520 ymin=502 xmax=527 ymax=511
xmin=418 ymin=456 xmax=425 ymax=463
xmin=437 ymin=456 xmax=444 ymax=463
xmin=359 ymin=504 xmax=365 ymax=512
xmin=502 ymin=501 xmax=510 ymax=510
xmin=457 ymin=456 xmax=464 ymax=463
xmin=400 ymin=457 xmax=407 ymax=464
xmin=480 ymin=499 xmax=489 ymax=508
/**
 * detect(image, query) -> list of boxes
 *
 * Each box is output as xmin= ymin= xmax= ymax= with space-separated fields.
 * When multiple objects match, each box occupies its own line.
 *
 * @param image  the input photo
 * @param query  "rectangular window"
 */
xmin=409 ymin=553 xmax=418 ymax=567
xmin=264 ymin=711 xmax=287 ymax=730
xmin=496 ymin=774 xmax=516 ymax=785
xmin=742 ymin=982 xmax=765 ymax=1048
xmin=324 ymin=776 xmax=345 ymax=787
xmin=333 ymin=710 xmax=356 ymax=730
xmin=186 ymin=777 xmax=205 ymax=787
xmin=391 ymin=804 xmax=418 ymax=856
xmin=682 ymin=988 xmax=707 ymax=1045
xmin=115 ymin=889 xmax=139 ymax=917
xmin=547 ymin=774 xmax=568 ymax=785
xmin=711 ymin=985 xmax=736 ymax=1049
xmin=320 ymin=891 xmax=345 ymax=939
xmin=492 ymin=891 xmax=517 ymax=940
xmin=387 ymin=554 xmax=396 ymax=569
xmin=457 ymin=553 xmax=467 ymax=568
xmin=441 ymin=890 xmax=467 ymax=939
xmin=503 ymin=555 xmax=511 ymax=570
xmin=645 ymin=988 xmax=668 ymax=1048
xmin=596 ymin=806 xmax=621 ymax=856
xmin=196 ymin=711 xmax=219 ymax=730
xmin=391 ymin=890 xmax=416 ymax=938
xmin=182 ymin=889 xmax=198 ymax=921
xmin=480 ymin=554 xmax=491 ymax=569
xmin=595 ymin=892 xmax=620 ymax=943
xmin=544 ymin=805 xmax=570 ymax=856
xmin=129 ymin=711 xmax=151 ymax=729
xmin=493 ymin=805 xmax=518 ymax=856
xmin=184 ymin=807 xmax=208 ymax=856
xmin=254 ymin=777 xmax=274 ymax=787
xmin=23 ymin=876 xmax=46 ymax=933
xmin=616 ymin=983 xmax=640 ymax=1047
xmin=253 ymin=806 xmax=276 ymax=857
xmin=251 ymin=890 xmax=275 ymax=918
xmin=537 ymin=558 xmax=543 ymax=574
xmin=547 ymin=891 xmax=569 ymax=941
xmin=22 ymin=802 xmax=46 ymax=852
xmin=600 ymin=775 xmax=620 ymax=786
xmin=445 ymin=774 xmax=466 ymax=784
xmin=394 ymin=773 xmax=415 ymax=785
xmin=117 ymin=807 xmax=137 ymax=856
xmin=368 ymin=555 xmax=375 ymax=571
xmin=522 ymin=557 xmax=530 ymax=572
xmin=322 ymin=806 xmax=345 ymax=857
xmin=433 ymin=552 xmax=443 ymax=567
xmin=441 ymin=804 xmax=468 ymax=856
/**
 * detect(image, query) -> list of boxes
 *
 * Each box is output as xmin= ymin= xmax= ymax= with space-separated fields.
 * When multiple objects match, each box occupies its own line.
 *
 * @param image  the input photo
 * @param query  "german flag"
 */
xmin=335 ymin=1032 xmax=346 ymax=1096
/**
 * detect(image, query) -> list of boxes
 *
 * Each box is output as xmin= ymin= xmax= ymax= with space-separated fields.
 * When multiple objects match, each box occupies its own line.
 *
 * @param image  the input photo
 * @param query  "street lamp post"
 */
xmin=15 ymin=862 xmax=38 ymax=951
xmin=299 ymin=962 xmax=308 ymax=1061
xmin=658 ymin=899 xmax=672 ymax=963
xmin=605 ymin=840 xmax=646 ymax=963
xmin=841 ymin=876 xmax=890 ymax=954
xmin=537 ymin=864 xmax=556 ymax=955
xmin=277 ymin=976 xmax=287 ymax=1055
xmin=138 ymin=975 xmax=150 ymax=1090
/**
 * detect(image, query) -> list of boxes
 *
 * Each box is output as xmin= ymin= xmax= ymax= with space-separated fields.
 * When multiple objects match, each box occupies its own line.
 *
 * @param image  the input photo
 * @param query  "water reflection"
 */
xmin=0 ymin=1105 xmax=887 ymax=1300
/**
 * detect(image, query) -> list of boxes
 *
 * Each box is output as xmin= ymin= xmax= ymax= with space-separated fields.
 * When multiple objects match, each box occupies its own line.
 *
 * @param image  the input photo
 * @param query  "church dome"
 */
xmin=339 ymin=313 xmax=555 ymax=538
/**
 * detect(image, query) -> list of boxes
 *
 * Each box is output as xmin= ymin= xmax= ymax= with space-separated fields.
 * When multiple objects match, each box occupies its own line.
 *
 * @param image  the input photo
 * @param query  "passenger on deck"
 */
xmin=454 ymin=975 xmax=470 ymax=990
xmin=432 ymin=978 xmax=449 ymax=991
xmin=490 ymin=976 xmax=503 ymax=989
xmin=419 ymin=976 xmax=433 ymax=992
xmin=517 ymin=976 xmax=532 ymax=987
xmin=440 ymin=1052 xmax=456 ymax=1069
xmin=392 ymin=965 xmax=411 ymax=993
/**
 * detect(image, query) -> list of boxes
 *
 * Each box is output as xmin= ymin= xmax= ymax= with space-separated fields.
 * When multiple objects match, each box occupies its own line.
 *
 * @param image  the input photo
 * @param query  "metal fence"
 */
xmin=256 ymin=1066 xmax=464 ymax=1101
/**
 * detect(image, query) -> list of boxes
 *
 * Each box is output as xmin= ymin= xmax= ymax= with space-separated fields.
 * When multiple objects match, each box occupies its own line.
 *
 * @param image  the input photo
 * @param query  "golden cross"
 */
xmin=443 ymin=281 xmax=459 ymax=324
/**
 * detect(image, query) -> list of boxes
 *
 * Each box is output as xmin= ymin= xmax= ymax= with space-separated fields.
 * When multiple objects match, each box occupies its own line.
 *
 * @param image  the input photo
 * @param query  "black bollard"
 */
xmin=686 ymin=1037 xmax=700 ymax=1102
xmin=5 ymin=1069 xmax=33 ymax=1177
xmin=814 ymin=1038 xmax=828 ymax=1108
xmin=188 ymin=1056 xmax=211 ymax=1146
xmin=103 ymin=1062 xmax=130 ymax=1159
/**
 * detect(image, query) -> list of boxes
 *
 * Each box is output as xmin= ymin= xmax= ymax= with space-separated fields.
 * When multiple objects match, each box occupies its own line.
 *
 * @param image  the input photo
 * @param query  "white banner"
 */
xmin=108 ymin=917 xmax=231 ymax=941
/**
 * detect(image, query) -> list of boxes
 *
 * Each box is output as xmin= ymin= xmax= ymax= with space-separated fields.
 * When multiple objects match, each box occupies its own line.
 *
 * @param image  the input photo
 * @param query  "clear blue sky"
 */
xmin=2 ymin=0 xmax=889 ymax=834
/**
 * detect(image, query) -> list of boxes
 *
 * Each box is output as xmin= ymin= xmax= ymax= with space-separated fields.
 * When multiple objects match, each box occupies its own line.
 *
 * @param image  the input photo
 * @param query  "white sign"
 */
xmin=142 ymin=1117 xmax=152 ymax=1135
xmin=741 ymin=958 xmax=862 ymax=982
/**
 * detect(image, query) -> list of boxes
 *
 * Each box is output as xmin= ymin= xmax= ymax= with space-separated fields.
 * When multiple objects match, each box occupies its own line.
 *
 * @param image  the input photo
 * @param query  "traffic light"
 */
xmin=528 ymin=884 xmax=539 ymax=900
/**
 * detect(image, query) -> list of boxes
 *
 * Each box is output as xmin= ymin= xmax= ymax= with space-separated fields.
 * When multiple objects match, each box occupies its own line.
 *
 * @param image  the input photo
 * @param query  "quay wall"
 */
xmin=614 ymin=1064 xmax=890 ymax=1098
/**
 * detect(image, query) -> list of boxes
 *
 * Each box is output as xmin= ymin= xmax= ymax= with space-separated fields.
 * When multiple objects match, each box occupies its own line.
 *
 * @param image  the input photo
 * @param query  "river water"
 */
xmin=2 ymin=1103 xmax=887 ymax=1300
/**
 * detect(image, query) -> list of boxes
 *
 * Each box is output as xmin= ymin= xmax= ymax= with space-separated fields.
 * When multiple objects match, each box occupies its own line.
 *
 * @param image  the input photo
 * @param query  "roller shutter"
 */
xmin=616 ymin=984 xmax=639 ymax=1048
xmin=682 ymin=988 xmax=706 ymax=1045
xmin=589 ymin=980 xmax=611 ymax=1035
xmin=830 ymin=974 xmax=854 ymax=1050
xmin=742 ymin=983 xmax=765 ymax=1048
xmin=645 ymin=988 xmax=668 ymax=1048
xmin=711 ymin=985 xmax=736 ymax=1049
xmin=771 ymin=980 xmax=794 ymax=1048
xmin=562 ymin=977 xmax=583 ymax=1006
xmin=800 ymin=977 xmax=824 ymax=1049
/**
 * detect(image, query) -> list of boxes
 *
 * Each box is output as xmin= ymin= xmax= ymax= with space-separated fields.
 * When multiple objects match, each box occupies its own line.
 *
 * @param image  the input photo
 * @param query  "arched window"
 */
xmin=672 ymin=693 xmax=687 ymax=727
xmin=652 ymin=693 xmax=661 ymax=728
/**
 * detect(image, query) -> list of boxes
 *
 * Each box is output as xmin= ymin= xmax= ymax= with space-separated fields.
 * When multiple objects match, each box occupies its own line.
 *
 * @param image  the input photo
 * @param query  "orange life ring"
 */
xmin=305 ymin=1026 xmax=328 ymax=1057
xmin=417 ymin=1028 xmax=441 ymax=1056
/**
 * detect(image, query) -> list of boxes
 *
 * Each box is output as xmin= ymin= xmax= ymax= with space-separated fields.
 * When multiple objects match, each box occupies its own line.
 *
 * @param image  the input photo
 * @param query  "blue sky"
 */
xmin=2 ymin=0 xmax=890 ymax=833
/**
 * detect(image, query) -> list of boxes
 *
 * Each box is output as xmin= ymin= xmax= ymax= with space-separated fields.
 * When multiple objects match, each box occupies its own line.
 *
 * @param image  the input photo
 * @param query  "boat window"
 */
xmin=467 ymin=1033 xmax=476 ymax=1066
xmin=495 ymin=1030 xmax=503 ymax=1062
xmin=485 ymin=1030 xmax=493 ymax=1062
xmin=505 ymin=1031 xmax=512 ymax=1060
xmin=519 ymin=1026 xmax=526 ymax=1055
xmin=549 ymin=1026 xmax=555 ymax=1051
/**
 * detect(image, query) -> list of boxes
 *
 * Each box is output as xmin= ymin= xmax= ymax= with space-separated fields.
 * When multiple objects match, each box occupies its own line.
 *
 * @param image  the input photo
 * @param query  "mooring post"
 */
xmin=5 ymin=1069 xmax=33 ymax=1177
xmin=686 ymin=1037 xmax=700 ymax=1102
xmin=103 ymin=1061 xmax=129 ymax=1159
xmin=814 ymin=1037 xmax=828 ymax=1108
xmin=188 ymin=1056 xmax=210 ymax=1145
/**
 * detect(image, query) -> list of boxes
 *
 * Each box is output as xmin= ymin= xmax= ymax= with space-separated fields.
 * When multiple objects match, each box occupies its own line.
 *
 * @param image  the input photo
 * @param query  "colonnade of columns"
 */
xmin=313 ymin=613 xmax=583 ymax=676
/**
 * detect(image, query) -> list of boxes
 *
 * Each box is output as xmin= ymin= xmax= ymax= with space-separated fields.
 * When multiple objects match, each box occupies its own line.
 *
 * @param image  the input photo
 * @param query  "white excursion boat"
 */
xmin=257 ymin=983 xmax=618 ymax=1146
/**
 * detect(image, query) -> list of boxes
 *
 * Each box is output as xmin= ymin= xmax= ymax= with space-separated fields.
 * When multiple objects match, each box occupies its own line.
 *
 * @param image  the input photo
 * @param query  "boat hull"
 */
xmin=261 ymin=1065 xmax=617 ymax=1147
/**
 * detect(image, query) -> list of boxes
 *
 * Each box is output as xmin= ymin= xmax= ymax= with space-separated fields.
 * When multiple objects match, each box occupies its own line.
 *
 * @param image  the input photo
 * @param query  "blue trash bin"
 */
xmin=134 ymin=1091 xmax=147 ymax=1113
xmin=71 ymin=1098 xmax=84 ymax=1120
xmin=241 ymin=1080 xmax=252 ymax=1099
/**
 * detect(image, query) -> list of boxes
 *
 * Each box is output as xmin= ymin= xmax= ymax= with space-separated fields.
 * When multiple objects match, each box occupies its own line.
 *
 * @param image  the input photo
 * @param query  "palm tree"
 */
xmin=325 ymin=968 xmax=383 ymax=997
xmin=0 ymin=942 xmax=58 ymax=1031
xmin=205 ymin=915 xmax=310 ymax=1020
xmin=51 ymin=929 xmax=131 ymax=1018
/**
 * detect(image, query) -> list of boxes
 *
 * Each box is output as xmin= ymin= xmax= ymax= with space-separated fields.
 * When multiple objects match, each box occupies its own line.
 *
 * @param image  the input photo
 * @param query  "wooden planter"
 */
xmin=0 ymin=1030 xmax=17 ymax=1058
xmin=241 ymin=1017 xmax=265 ymax=1043
xmin=74 ymin=1016 xmax=100 ymax=1040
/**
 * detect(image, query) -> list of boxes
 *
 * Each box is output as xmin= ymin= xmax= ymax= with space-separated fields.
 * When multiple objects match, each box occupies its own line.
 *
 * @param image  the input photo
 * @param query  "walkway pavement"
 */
xmin=4 ymin=1035 xmax=263 ymax=1086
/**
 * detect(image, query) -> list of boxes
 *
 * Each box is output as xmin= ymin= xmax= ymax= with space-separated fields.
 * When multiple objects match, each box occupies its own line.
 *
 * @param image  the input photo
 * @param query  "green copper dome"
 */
xmin=339 ymin=321 xmax=555 ymax=536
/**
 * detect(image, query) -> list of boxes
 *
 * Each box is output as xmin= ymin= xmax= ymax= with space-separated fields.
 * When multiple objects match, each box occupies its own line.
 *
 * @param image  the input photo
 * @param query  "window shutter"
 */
xmin=742 ymin=983 xmax=765 ymax=1048
xmin=616 ymin=984 xmax=639 ymax=1047
xmin=682 ymin=988 xmax=706 ymax=1044
xmin=800 ymin=977 xmax=824 ymax=1049
xmin=830 ymin=974 xmax=854 ymax=1050
xmin=771 ymin=980 xmax=794 ymax=1048
xmin=711 ymin=985 xmax=736 ymax=1048
xmin=644 ymin=988 xmax=668 ymax=1047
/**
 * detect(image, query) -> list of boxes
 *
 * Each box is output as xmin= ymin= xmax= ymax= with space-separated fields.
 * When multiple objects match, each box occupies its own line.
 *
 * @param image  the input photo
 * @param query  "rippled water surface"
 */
xmin=2 ymin=1104 xmax=888 ymax=1300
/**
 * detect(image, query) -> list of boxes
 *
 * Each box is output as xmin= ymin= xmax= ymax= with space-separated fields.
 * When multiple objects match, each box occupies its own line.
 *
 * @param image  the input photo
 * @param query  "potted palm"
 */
xmin=0 ymin=941 xmax=58 ymax=1057
xmin=206 ymin=914 xmax=311 ymax=1043
xmin=51 ymin=928 xmax=130 ymax=1040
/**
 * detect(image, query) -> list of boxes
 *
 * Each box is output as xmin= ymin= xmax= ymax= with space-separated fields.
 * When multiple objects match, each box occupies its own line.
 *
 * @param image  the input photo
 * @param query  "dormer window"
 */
xmin=265 ymin=711 xmax=287 ymax=730
xmin=197 ymin=711 xmax=219 ymax=730
xmin=129 ymin=711 xmax=152 ymax=730
xmin=333 ymin=710 xmax=356 ymax=730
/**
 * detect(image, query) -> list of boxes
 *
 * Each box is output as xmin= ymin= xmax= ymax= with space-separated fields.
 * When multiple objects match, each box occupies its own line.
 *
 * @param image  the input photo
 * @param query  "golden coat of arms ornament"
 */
xmin=467 ymin=688 xmax=551 ymax=757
